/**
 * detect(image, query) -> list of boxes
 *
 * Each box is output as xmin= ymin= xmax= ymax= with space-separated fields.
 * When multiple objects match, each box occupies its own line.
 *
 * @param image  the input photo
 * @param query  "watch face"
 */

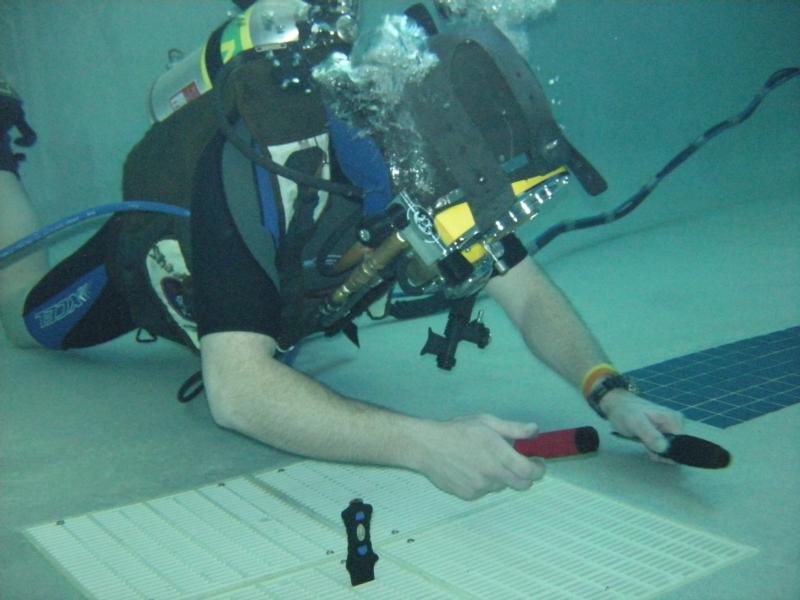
xmin=587 ymin=374 xmax=636 ymax=419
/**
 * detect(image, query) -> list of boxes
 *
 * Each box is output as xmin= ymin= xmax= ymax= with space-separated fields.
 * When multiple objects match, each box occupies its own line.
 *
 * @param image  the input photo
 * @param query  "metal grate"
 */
xmin=26 ymin=465 xmax=757 ymax=599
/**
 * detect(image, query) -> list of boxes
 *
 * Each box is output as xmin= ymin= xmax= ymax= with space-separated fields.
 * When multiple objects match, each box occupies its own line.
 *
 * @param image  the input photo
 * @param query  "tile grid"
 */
xmin=628 ymin=326 xmax=800 ymax=428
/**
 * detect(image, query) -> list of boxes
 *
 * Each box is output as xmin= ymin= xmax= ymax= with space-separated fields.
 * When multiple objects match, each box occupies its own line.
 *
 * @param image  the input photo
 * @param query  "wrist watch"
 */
xmin=586 ymin=374 xmax=638 ymax=419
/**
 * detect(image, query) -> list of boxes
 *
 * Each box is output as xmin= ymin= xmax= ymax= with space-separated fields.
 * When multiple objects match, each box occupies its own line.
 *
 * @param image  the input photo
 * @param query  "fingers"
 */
xmin=636 ymin=423 xmax=670 ymax=454
xmin=442 ymin=415 xmax=545 ymax=500
xmin=649 ymin=408 xmax=685 ymax=435
xmin=480 ymin=414 xmax=550 ymax=481
xmin=607 ymin=394 xmax=685 ymax=455
xmin=638 ymin=406 xmax=685 ymax=454
xmin=627 ymin=411 xmax=681 ymax=455
xmin=504 ymin=457 xmax=546 ymax=491
xmin=478 ymin=414 xmax=539 ymax=441
xmin=479 ymin=415 xmax=546 ymax=486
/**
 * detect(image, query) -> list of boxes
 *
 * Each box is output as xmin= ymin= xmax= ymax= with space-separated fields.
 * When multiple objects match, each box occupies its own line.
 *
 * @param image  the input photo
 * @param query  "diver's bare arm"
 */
xmin=200 ymin=331 xmax=426 ymax=469
xmin=485 ymin=256 xmax=610 ymax=392
xmin=487 ymin=257 xmax=684 ymax=450
xmin=199 ymin=331 xmax=543 ymax=499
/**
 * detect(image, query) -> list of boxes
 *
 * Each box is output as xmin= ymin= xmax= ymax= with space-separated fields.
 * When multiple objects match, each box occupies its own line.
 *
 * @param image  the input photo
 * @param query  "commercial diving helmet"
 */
xmin=150 ymin=0 xmax=360 ymax=121
xmin=317 ymin=16 xmax=608 ymax=328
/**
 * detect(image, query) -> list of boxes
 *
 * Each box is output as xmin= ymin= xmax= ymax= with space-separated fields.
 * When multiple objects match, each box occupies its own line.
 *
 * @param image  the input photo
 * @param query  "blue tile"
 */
xmin=687 ymin=372 xmax=730 ymax=387
xmin=638 ymin=362 xmax=676 ymax=375
xmin=779 ymin=375 xmax=800 ymax=386
xmin=722 ymin=406 xmax=764 ymax=421
xmin=770 ymin=339 xmax=800 ymax=353
xmin=632 ymin=327 xmax=800 ymax=427
xmin=644 ymin=373 xmax=682 ymax=386
xmin=784 ymin=362 xmax=800 ymax=375
xmin=747 ymin=380 xmax=795 ymax=395
xmin=701 ymin=415 xmax=742 ymax=429
xmin=737 ymin=347 xmax=772 ymax=360
xmin=718 ymin=393 xmax=761 ymax=407
xmin=746 ymin=400 xmax=786 ymax=415
xmin=675 ymin=379 xmax=716 ymax=394
xmin=628 ymin=368 xmax=660 ymax=379
xmin=696 ymin=385 xmax=732 ymax=400
xmin=764 ymin=336 xmax=800 ymax=344
xmin=683 ymin=407 xmax=717 ymax=420
xmin=780 ymin=363 xmax=800 ymax=376
xmin=645 ymin=384 xmax=688 ymax=400
xmin=670 ymin=363 xmax=717 ymax=379
xmin=715 ymin=364 xmax=751 ymax=378
xmin=696 ymin=399 xmax=740 ymax=413
xmin=756 ymin=365 xmax=798 ymax=379
xmin=655 ymin=356 xmax=691 ymax=369
xmin=769 ymin=392 xmax=800 ymax=407
xmin=670 ymin=392 xmax=713 ymax=407
xmin=715 ymin=374 xmax=769 ymax=393
xmin=748 ymin=355 xmax=792 ymax=369
xmin=662 ymin=400 xmax=689 ymax=412
xmin=701 ymin=357 xmax=734 ymax=369
xmin=767 ymin=336 xmax=800 ymax=358
xmin=644 ymin=390 xmax=674 ymax=402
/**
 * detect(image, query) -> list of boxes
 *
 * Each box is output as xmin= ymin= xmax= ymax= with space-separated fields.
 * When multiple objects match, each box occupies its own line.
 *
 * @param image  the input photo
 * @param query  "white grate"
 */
xmin=382 ymin=478 xmax=757 ymax=599
xmin=26 ymin=465 xmax=757 ymax=600
xmin=26 ymin=477 xmax=341 ymax=600
xmin=208 ymin=560 xmax=456 ymax=599
xmin=255 ymin=462 xmax=513 ymax=541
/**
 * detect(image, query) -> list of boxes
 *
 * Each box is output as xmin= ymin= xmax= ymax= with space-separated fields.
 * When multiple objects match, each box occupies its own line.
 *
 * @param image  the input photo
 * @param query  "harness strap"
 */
xmin=221 ymin=123 xmax=281 ymax=288
xmin=275 ymin=147 xmax=324 ymax=347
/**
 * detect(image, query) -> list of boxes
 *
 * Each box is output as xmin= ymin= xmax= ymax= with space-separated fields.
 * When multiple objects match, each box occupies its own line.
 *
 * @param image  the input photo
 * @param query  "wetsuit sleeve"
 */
xmin=190 ymin=136 xmax=283 ymax=340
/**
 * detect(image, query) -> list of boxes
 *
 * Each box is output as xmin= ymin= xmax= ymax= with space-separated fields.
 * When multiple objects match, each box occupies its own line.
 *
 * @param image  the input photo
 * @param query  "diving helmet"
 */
xmin=150 ymin=0 xmax=361 ymax=121
xmin=317 ymin=15 xmax=607 ymax=326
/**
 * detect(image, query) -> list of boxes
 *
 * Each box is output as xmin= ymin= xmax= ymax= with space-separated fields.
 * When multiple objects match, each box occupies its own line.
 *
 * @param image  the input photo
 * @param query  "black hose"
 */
xmin=527 ymin=67 xmax=799 ymax=254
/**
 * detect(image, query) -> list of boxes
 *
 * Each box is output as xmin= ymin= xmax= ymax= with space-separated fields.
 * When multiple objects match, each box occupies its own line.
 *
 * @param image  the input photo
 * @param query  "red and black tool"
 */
xmin=613 ymin=432 xmax=732 ymax=469
xmin=513 ymin=426 xmax=600 ymax=459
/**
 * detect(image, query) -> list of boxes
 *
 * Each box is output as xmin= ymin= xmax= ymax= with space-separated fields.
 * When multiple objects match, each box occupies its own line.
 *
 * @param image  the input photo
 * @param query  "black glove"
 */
xmin=1 ymin=78 xmax=37 ymax=173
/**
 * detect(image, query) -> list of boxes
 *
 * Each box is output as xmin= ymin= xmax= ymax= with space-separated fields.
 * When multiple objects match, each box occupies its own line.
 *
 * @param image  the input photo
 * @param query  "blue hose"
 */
xmin=0 ymin=201 xmax=190 ymax=263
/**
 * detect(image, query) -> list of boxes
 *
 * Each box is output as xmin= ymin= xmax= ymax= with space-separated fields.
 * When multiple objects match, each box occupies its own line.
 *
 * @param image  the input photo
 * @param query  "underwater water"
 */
xmin=1 ymin=1 xmax=798 ymax=598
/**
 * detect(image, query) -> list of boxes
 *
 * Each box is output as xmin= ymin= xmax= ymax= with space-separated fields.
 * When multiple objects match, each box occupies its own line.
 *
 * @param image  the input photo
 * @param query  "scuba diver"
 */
xmin=0 ymin=0 xmax=684 ymax=501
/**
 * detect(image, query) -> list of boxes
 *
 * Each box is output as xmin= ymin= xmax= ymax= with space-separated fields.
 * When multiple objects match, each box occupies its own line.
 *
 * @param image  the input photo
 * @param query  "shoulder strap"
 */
xmin=221 ymin=124 xmax=281 ymax=289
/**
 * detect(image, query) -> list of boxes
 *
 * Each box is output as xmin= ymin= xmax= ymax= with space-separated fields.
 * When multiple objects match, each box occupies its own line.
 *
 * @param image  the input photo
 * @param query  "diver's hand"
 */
xmin=416 ymin=415 xmax=545 ymax=500
xmin=600 ymin=389 xmax=684 ymax=457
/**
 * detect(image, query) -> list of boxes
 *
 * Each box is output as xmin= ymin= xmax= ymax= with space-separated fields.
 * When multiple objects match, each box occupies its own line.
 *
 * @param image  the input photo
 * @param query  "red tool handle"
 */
xmin=514 ymin=426 xmax=599 ymax=459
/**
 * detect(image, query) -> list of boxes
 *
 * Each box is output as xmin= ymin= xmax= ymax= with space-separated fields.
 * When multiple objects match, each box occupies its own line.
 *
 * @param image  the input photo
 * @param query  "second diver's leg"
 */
xmin=0 ymin=170 xmax=48 ymax=348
